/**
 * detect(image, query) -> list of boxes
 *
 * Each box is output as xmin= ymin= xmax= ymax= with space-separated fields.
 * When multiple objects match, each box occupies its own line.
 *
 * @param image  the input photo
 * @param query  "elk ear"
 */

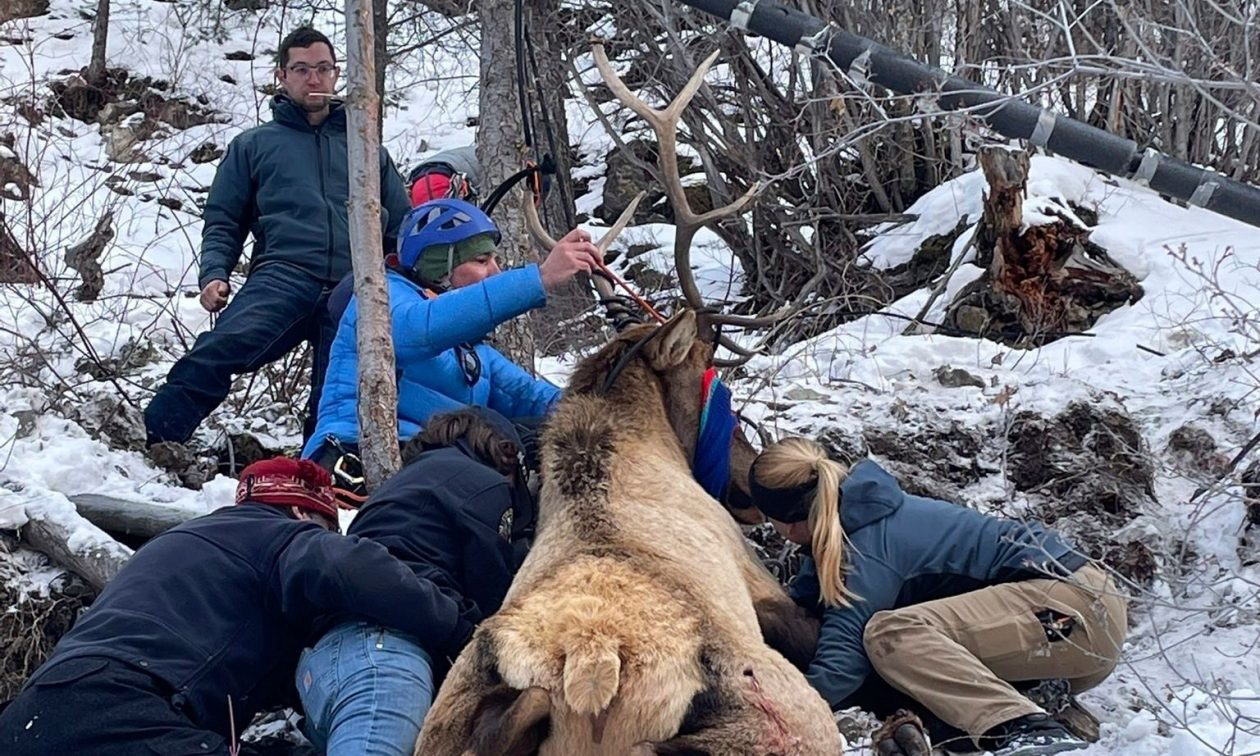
xmin=644 ymin=310 xmax=698 ymax=370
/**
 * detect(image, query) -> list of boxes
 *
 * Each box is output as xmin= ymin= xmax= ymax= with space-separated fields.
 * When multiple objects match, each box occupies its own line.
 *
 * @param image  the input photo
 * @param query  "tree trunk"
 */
xmin=476 ymin=0 xmax=535 ymax=369
xmin=944 ymin=146 xmax=1143 ymax=345
xmin=372 ymin=0 xmax=388 ymax=137
xmin=977 ymin=145 xmax=1029 ymax=280
xmin=346 ymin=0 xmax=402 ymax=488
xmin=86 ymin=0 xmax=109 ymax=86
xmin=528 ymin=0 xmax=576 ymax=232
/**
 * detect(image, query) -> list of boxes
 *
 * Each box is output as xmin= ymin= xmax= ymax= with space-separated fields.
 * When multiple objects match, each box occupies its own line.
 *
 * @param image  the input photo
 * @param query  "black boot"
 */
xmin=982 ymin=713 xmax=1088 ymax=756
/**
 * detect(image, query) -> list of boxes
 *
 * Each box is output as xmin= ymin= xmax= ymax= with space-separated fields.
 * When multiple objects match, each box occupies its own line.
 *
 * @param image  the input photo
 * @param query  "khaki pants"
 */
xmin=863 ymin=563 xmax=1127 ymax=738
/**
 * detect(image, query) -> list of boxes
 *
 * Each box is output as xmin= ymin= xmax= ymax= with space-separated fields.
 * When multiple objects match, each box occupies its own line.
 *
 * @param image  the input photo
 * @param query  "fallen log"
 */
xmin=69 ymin=493 xmax=194 ymax=541
xmin=21 ymin=507 xmax=133 ymax=592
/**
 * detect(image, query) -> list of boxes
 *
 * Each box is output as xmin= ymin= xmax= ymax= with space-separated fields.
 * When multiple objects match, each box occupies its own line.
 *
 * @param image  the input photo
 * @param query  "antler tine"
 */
xmin=523 ymin=192 xmax=619 ymax=302
xmin=715 ymin=332 xmax=762 ymax=357
xmin=595 ymin=191 xmax=646 ymax=254
xmin=694 ymin=181 xmax=761 ymax=228
xmin=591 ymin=41 xmax=696 ymax=226
xmin=591 ymin=39 xmax=776 ymax=328
xmin=662 ymin=48 xmax=723 ymax=123
xmin=705 ymin=304 xmax=797 ymax=328
xmin=522 ymin=193 xmax=560 ymax=251
xmin=590 ymin=41 xmax=666 ymax=132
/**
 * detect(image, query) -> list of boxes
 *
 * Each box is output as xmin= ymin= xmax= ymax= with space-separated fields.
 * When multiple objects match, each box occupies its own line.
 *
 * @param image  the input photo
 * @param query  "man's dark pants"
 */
xmin=0 ymin=657 xmax=229 ymax=755
xmin=145 ymin=262 xmax=337 ymax=446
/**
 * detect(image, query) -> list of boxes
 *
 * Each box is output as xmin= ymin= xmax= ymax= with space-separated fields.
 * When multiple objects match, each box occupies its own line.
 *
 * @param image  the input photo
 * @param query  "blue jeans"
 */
xmin=295 ymin=621 xmax=436 ymax=756
xmin=144 ymin=262 xmax=336 ymax=446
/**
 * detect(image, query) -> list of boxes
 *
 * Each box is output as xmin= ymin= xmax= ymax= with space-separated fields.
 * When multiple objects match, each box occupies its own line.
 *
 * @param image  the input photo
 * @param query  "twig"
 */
xmin=1188 ymin=429 xmax=1260 ymax=503
xmin=902 ymin=229 xmax=977 ymax=335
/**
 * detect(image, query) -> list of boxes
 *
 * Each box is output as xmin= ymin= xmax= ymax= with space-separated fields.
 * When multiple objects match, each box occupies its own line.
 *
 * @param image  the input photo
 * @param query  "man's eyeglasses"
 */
xmin=286 ymin=63 xmax=338 ymax=78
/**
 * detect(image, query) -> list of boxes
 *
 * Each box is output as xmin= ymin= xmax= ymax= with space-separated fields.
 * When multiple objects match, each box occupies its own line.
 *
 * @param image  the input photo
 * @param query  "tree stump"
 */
xmin=943 ymin=146 xmax=1144 ymax=346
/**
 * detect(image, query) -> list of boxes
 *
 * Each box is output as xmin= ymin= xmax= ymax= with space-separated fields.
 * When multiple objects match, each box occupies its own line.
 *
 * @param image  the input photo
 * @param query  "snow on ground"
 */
xmin=735 ymin=157 xmax=1260 ymax=755
xmin=3 ymin=1 xmax=1260 ymax=753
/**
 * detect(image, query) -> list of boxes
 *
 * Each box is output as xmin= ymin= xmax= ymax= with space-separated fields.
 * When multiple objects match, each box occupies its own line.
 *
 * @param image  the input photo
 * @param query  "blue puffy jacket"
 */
xmin=197 ymin=95 xmax=412 ymax=289
xmin=789 ymin=460 xmax=1087 ymax=709
xmin=301 ymin=267 xmax=561 ymax=458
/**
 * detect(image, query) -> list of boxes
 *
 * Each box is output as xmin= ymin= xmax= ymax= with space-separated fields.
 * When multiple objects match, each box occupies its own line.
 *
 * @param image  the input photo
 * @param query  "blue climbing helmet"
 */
xmin=397 ymin=198 xmax=501 ymax=282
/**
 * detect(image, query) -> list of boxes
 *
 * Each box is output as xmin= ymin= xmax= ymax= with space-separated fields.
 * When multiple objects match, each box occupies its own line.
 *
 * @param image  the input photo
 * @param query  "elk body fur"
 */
xmin=417 ymin=312 xmax=840 ymax=755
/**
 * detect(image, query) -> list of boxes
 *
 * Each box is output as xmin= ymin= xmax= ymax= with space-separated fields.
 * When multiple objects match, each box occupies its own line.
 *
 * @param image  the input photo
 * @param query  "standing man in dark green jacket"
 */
xmin=144 ymin=26 xmax=413 ymax=447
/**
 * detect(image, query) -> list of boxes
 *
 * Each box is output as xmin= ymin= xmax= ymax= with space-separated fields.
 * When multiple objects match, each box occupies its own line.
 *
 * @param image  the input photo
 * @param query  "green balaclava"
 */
xmin=417 ymin=233 xmax=498 ymax=286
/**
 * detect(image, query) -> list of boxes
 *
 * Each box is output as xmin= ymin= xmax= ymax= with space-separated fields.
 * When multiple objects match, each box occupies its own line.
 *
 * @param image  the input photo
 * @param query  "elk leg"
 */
xmin=872 ymin=709 xmax=931 ymax=756
xmin=739 ymin=547 xmax=820 ymax=669
xmin=634 ymin=715 xmax=765 ymax=756
xmin=415 ymin=631 xmax=503 ymax=756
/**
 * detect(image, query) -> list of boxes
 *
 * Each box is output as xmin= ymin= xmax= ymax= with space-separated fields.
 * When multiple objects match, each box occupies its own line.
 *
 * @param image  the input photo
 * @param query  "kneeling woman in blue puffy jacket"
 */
xmin=302 ymin=198 xmax=601 ymax=487
xmin=748 ymin=438 xmax=1128 ymax=756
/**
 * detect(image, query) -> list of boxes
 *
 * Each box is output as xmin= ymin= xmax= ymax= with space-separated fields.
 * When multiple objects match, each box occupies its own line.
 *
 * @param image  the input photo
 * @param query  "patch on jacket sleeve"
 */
xmin=498 ymin=509 xmax=514 ymax=542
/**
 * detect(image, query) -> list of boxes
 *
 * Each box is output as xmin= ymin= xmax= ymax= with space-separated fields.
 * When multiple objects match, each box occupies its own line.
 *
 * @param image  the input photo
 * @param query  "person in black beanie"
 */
xmin=748 ymin=437 xmax=1128 ymax=756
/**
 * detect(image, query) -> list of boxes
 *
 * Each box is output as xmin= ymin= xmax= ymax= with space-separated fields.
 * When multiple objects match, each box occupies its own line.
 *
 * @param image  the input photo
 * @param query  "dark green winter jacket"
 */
xmin=197 ymin=95 xmax=413 ymax=289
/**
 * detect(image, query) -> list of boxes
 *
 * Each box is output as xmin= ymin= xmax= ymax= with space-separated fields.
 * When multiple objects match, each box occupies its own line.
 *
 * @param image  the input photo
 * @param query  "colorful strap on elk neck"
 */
xmin=693 ymin=367 xmax=738 ymax=501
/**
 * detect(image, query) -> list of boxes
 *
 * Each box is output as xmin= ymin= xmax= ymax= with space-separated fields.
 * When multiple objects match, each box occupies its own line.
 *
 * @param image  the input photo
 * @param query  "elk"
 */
xmin=416 ymin=310 xmax=839 ymax=755
xmin=415 ymin=42 xmax=839 ymax=756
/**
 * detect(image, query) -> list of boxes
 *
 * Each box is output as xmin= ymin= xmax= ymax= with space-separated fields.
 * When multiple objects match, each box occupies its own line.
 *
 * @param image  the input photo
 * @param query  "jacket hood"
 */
xmin=270 ymin=93 xmax=346 ymax=131
xmin=839 ymin=459 xmax=905 ymax=532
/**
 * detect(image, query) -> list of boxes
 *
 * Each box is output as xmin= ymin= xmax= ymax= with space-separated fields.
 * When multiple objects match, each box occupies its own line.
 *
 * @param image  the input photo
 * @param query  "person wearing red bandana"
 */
xmin=0 ymin=457 xmax=474 ymax=756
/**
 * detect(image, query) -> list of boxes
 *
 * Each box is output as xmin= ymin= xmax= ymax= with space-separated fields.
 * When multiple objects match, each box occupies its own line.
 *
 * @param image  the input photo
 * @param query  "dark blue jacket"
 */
xmin=318 ymin=442 xmax=534 ymax=643
xmin=301 ymin=268 xmax=561 ymax=458
xmin=790 ymin=460 xmax=1087 ymax=709
xmin=197 ymin=95 xmax=413 ymax=289
xmin=32 ymin=504 xmax=473 ymax=738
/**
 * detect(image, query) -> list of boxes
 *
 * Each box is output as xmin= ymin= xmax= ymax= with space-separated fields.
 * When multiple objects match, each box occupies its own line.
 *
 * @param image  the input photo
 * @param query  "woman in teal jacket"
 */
xmin=302 ymin=199 xmax=600 ymax=477
xmin=749 ymin=437 xmax=1127 ymax=756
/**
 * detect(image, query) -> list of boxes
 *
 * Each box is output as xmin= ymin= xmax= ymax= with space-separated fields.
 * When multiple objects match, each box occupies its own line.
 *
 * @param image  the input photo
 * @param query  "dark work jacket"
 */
xmin=317 ymin=442 xmax=535 ymax=651
xmin=197 ymin=95 xmax=412 ymax=289
xmin=789 ymin=460 xmax=1088 ymax=709
xmin=32 ymin=505 xmax=472 ymax=739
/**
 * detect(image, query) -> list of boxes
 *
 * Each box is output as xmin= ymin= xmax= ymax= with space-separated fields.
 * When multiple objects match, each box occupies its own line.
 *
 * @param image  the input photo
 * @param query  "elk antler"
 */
xmin=523 ymin=191 xmax=656 ymax=326
xmin=590 ymin=40 xmax=790 ymax=363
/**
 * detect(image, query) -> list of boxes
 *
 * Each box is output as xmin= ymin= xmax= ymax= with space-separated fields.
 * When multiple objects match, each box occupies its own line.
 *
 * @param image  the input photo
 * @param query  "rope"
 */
xmin=513 ymin=0 xmax=535 ymax=154
xmin=592 ymin=260 xmax=666 ymax=324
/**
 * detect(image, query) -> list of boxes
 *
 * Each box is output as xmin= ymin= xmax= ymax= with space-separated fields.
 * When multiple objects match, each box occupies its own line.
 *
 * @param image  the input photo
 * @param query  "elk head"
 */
xmin=565 ymin=310 xmax=763 ymax=524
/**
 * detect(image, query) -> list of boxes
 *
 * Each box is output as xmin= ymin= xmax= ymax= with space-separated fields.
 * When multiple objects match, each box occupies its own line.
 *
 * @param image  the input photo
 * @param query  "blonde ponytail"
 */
xmin=752 ymin=437 xmax=854 ymax=607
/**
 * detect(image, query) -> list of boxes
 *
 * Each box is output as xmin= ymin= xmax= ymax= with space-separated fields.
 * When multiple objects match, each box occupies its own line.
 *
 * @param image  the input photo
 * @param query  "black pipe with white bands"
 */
xmin=674 ymin=0 xmax=1260 ymax=229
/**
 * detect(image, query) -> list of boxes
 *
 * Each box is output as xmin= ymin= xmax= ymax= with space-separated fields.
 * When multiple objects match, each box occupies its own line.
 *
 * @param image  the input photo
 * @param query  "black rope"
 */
xmin=507 ymin=1 xmax=642 ymax=331
xmin=598 ymin=325 xmax=666 ymax=396
xmin=513 ymin=0 xmax=534 ymax=153
xmin=481 ymin=155 xmax=556 ymax=215
xmin=524 ymin=32 xmax=556 ymax=157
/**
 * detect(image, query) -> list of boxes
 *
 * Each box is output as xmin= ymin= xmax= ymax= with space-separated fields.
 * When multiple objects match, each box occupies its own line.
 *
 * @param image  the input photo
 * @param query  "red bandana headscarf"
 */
xmin=235 ymin=457 xmax=339 ymax=521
